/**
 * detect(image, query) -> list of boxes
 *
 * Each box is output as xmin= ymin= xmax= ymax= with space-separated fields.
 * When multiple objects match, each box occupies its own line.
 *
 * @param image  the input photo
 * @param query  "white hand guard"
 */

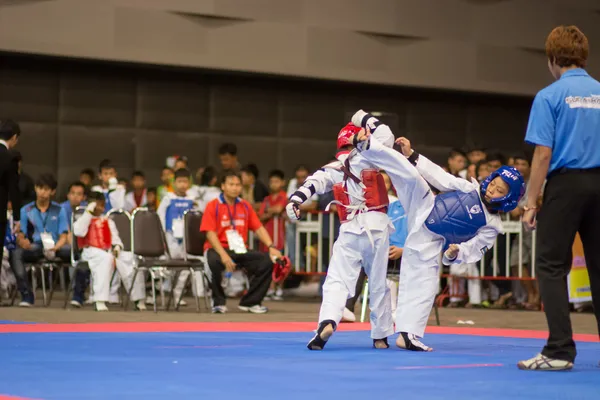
xmin=351 ymin=109 xmax=368 ymax=128
xmin=86 ymin=202 xmax=97 ymax=214
xmin=286 ymin=202 xmax=301 ymax=221
xmin=108 ymin=177 xmax=118 ymax=191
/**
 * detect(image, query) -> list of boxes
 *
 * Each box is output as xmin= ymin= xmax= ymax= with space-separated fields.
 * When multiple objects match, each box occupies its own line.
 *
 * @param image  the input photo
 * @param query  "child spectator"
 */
xmin=157 ymin=166 xmax=174 ymax=206
xmin=61 ymin=181 xmax=87 ymax=229
xmin=79 ymin=168 xmax=95 ymax=190
xmin=90 ymin=159 xmax=126 ymax=213
xmin=146 ymin=187 xmax=157 ymax=212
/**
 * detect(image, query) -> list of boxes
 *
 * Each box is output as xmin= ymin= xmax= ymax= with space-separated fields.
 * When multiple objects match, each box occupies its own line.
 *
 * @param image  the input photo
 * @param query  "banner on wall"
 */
xmin=567 ymin=233 xmax=591 ymax=304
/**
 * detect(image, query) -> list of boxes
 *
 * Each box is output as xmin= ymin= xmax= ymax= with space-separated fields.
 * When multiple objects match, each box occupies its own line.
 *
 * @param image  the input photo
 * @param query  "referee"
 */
xmin=518 ymin=26 xmax=600 ymax=371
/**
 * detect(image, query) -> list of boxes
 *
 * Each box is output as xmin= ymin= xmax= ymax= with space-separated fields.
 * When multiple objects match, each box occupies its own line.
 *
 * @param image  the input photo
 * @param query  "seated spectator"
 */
xmin=13 ymin=152 xmax=35 ymax=205
xmin=486 ymin=152 xmax=506 ymax=172
xmin=118 ymin=178 xmax=128 ymax=190
xmin=157 ymin=166 xmax=174 ymax=207
xmin=146 ymin=187 xmax=157 ymax=212
xmin=79 ymin=168 xmax=95 ymax=190
xmin=61 ymin=181 xmax=87 ymax=229
xmin=218 ymin=143 xmax=240 ymax=173
xmin=11 ymin=173 xmax=86 ymax=307
xmin=189 ymin=166 xmax=221 ymax=212
xmin=73 ymin=191 xmax=146 ymax=311
xmin=125 ymin=171 xmax=147 ymax=212
xmin=466 ymin=147 xmax=487 ymax=165
xmin=475 ymin=160 xmax=491 ymax=182
xmin=90 ymin=159 xmax=126 ymax=213
xmin=201 ymin=171 xmax=282 ymax=314
xmin=259 ymin=170 xmax=287 ymax=300
xmin=241 ymin=163 xmax=269 ymax=210
xmin=444 ymin=149 xmax=467 ymax=178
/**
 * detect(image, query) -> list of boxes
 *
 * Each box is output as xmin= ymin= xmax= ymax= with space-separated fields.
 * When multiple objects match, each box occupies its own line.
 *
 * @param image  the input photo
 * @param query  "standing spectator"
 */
xmin=12 ymin=174 xmax=86 ymax=307
xmin=124 ymin=171 xmax=147 ymax=212
xmin=241 ymin=164 xmax=269 ymax=210
xmin=61 ymin=181 xmax=87 ymax=228
xmin=444 ymin=149 xmax=467 ymax=177
xmin=0 ymin=119 xmax=21 ymax=265
xmin=201 ymin=171 xmax=281 ymax=314
xmin=13 ymin=152 xmax=35 ymax=205
xmin=79 ymin=168 xmax=95 ymax=190
xmin=157 ymin=166 xmax=174 ymax=206
xmin=519 ymin=25 xmax=600 ymax=371
xmin=486 ymin=152 xmax=506 ymax=172
xmin=189 ymin=166 xmax=221 ymax=212
xmin=218 ymin=143 xmax=240 ymax=173
xmin=259 ymin=170 xmax=287 ymax=301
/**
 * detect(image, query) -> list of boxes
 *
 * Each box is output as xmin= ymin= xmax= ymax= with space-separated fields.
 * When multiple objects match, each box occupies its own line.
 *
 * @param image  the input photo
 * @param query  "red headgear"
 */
xmin=337 ymin=122 xmax=361 ymax=150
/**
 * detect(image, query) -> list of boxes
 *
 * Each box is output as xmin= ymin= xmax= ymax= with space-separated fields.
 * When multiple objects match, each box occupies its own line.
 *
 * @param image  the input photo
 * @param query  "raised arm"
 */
xmin=286 ymin=167 xmax=340 ymax=220
xmin=415 ymin=153 xmax=478 ymax=193
xmin=73 ymin=209 xmax=92 ymax=238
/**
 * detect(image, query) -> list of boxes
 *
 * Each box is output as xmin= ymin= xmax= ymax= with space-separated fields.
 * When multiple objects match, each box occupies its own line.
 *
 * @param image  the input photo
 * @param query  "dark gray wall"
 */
xmin=0 ymin=54 xmax=533 ymax=196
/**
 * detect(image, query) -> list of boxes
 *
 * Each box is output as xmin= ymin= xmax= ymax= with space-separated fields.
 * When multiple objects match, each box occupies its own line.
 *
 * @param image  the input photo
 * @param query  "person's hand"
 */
xmin=112 ymin=245 xmax=122 ymax=259
xmin=108 ymin=177 xmax=118 ymax=191
xmin=445 ymin=244 xmax=460 ymax=260
xmin=221 ymin=253 xmax=236 ymax=273
xmin=522 ymin=207 xmax=537 ymax=231
xmin=269 ymin=246 xmax=283 ymax=262
xmin=86 ymin=202 xmax=97 ymax=214
xmin=389 ymin=245 xmax=403 ymax=260
xmin=18 ymin=236 xmax=31 ymax=250
xmin=270 ymin=205 xmax=284 ymax=215
xmin=395 ymin=137 xmax=413 ymax=157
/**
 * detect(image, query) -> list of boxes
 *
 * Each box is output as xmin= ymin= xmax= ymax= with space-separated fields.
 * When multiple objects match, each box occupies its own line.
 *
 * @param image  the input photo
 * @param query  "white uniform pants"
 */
xmin=163 ymin=234 xmax=205 ymax=299
xmin=83 ymin=248 xmax=145 ymax=303
xmin=320 ymin=221 xmax=394 ymax=340
xmin=359 ymin=139 xmax=442 ymax=338
xmin=449 ymin=263 xmax=481 ymax=305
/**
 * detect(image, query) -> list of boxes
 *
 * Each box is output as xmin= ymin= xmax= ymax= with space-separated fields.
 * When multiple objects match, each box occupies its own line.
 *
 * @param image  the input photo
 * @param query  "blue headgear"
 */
xmin=479 ymin=166 xmax=525 ymax=213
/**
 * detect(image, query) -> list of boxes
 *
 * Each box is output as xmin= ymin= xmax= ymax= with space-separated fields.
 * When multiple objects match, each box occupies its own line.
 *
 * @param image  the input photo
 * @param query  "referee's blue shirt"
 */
xmin=525 ymin=68 xmax=600 ymax=173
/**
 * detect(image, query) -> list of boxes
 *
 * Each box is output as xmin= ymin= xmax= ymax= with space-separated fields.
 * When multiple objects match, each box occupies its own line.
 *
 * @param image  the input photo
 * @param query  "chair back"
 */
xmin=71 ymin=207 xmax=86 ymax=264
xmin=184 ymin=210 xmax=205 ymax=258
xmin=131 ymin=208 xmax=166 ymax=258
xmin=108 ymin=209 xmax=132 ymax=251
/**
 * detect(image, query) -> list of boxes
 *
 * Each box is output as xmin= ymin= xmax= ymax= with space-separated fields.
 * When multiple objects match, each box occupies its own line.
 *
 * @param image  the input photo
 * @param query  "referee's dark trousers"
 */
xmin=536 ymin=168 xmax=600 ymax=362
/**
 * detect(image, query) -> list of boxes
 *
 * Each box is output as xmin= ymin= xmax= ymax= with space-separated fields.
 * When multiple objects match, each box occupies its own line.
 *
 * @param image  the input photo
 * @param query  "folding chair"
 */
xmin=65 ymin=206 xmax=91 ymax=309
xmin=183 ymin=210 xmax=211 ymax=312
xmin=107 ymin=209 xmax=132 ymax=308
xmin=127 ymin=208 xmax=203 ymax=313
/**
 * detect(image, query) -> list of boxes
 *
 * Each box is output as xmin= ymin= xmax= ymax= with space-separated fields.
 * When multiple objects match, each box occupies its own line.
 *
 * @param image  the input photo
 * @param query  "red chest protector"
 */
xmin=332 ymin=166 xmax=389 ymax=223
xmin=78 ymin=217 xmax=112 ymax=251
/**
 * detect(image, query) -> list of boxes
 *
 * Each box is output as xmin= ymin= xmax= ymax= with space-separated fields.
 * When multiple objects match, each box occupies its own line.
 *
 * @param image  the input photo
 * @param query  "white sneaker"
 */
xmin=95 ymin=301 xmax=109 ymax=312
xmin=517 ymin=353 xmax=573 ymax=371
xmin=341 ymin=307 xmax=356 ymax=323
xmin=177 ymin=299 xmax=188 ymax=307
xmin=212 ymin=305 xmax=228 ymax=314
xmin=135 ymin=301 xmax=147 ymax=311
xmin=70 ymin=300 xmax=83 ymax=308
xmin=19 ymin=301 xmax=32 ymax=307
xmin=145 ymin=296 xmax=155 ymax=305
xmin=238 ymin=304 xmax=268 ymax=314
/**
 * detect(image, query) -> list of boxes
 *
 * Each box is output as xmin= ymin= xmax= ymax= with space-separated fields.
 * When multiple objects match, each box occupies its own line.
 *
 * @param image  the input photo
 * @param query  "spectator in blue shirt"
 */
xmin=519 ymin=25 xmax=600 ymax=371
xmin=61 ymin=181 xmax=87 ymax=229
xmin=11 ymin=174 xmax=86 ymax=306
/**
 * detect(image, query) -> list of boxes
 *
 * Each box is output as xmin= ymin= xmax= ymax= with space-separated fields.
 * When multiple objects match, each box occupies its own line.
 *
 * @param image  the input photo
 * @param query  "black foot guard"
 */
xmin=373 ymin=337 xmax=389 ymax=349
xmin=398 ymin=332 xmax=432 ymax=352
xmin=307 ymin=320 xmax=337 ymax=350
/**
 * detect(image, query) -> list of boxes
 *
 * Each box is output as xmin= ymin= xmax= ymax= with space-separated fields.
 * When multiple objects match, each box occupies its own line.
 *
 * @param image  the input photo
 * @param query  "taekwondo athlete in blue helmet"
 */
xmin=349 ymin=110 xmax=525 ymax=352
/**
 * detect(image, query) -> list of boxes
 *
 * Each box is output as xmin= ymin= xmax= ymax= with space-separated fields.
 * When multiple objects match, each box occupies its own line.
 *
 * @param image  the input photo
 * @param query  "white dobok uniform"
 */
xmin=291 ymin=126 xmax=396 ymax=340
xmin=356 ymin=126 xmax=503 ymax=338
xmin=73 ymin=212 xmax=145 ymax=303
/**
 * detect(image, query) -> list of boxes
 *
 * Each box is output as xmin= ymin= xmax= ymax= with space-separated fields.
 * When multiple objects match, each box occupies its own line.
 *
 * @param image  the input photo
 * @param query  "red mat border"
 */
xmin=0 ymin=322 xmax=597 ymax=342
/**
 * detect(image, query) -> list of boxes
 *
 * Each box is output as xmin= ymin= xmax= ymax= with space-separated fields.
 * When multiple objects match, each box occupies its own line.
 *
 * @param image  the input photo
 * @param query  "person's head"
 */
xmin=173 ymin=168 xmax=191 ymax=196
xmin=67 ymin=181 xmax=86 ymax=208
xmin=486 ymin=152 xmax=506 ymax=172
xmin=466 ymin=163 xmax=477 ymax=181
xmin=87 ymin=191 xmax=106 ymax=216
xmin=161 ymin=166 xmax=174 ymax=185
xmin=200 ymin=166 xmax=218 ymax=187
xmin=34 ymin=173 xmax=58 ymax=203
xmin=513 ymin=154 xmax=532 ymax=181
xmin=174 ymin=156 xmax=188 ymax=171
xmin=241 ymin=164 xmax=259 ymax=187
xmin=545 ymin=25 xmax=588 ymax=80
xmin=131 ymin=171 xmax=146 ymax=191
xmin=79 ymin=168 xmax=95 ymax=187
xmin=0 ymin=119 xmax=21 ymax=149
xmin=336 ymin=123 xmax=361 ymax=156
xmin=467 ymin=148 xmax=486 ymax=165
xmin=480 ymin=166 xmax=525 ymax=213
xmin=195 ymin=167 xmax=206 ymax=183
xmin=447 ymin=149 xmax=467 ymax=175
xmin=294 ymin=164 xmax=310 ymax=186
xmin=118 ymin=178 xmax=128 ymax=190
xmin=98 ymin=159 xmax=117 ymax=186
xmin=220 ymin=171 xmax=242 ymax=200
xmin=218 ymin=143 xmax=238 ymax=171
xmin=268 ymin=170 xmax=285 ymax=193
xmin=507 ymin=156 xmax=515 ymax=167
xmin=146 ymin=187 xmax=157 ymax=206
xmin=475 ymin=160 xmax=490 ymax=182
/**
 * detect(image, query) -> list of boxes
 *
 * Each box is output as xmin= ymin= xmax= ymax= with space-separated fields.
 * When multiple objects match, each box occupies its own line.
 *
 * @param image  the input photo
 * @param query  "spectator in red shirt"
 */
xmin=200 ymin=171 xmax=282 ymax=314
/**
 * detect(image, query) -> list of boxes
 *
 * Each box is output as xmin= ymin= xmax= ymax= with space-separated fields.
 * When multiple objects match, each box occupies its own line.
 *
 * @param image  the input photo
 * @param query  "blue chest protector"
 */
xmin=165 ymin=198 xmax=195 ymax=232
xmin=425 ymin=191 xmax=487 ymax=250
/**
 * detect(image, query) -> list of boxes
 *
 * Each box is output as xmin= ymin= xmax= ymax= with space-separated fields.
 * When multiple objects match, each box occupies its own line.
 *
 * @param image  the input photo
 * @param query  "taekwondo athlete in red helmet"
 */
xmin=286 ymin=116 xmax=395 ymax=351
xmin=351 ymin=110 xmax=525 ymax=352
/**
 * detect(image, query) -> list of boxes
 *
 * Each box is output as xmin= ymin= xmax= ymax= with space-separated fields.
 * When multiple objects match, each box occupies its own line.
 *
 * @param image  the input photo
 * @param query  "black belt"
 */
xmin=547 ymin=166 xmax=600 ymax=180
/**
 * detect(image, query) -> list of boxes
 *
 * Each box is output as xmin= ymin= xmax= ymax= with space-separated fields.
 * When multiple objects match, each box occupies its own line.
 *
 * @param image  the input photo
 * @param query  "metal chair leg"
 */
xmin=46 ymin=266 xmax=56 ymax=307
xmin=150 ymin=270 xmax=158 ymax=313
xmin=193 ymin=268 xmax=201 ymax=313
xmin=124 ymin=268 xmax=138 ymax=311
xmin=203 ymin=273 xmax=211 ymax=311
xmin=31 ymin=266 xmax=38 ymax=305
xmin=175 ymin=269 xmax=191 ymax=312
